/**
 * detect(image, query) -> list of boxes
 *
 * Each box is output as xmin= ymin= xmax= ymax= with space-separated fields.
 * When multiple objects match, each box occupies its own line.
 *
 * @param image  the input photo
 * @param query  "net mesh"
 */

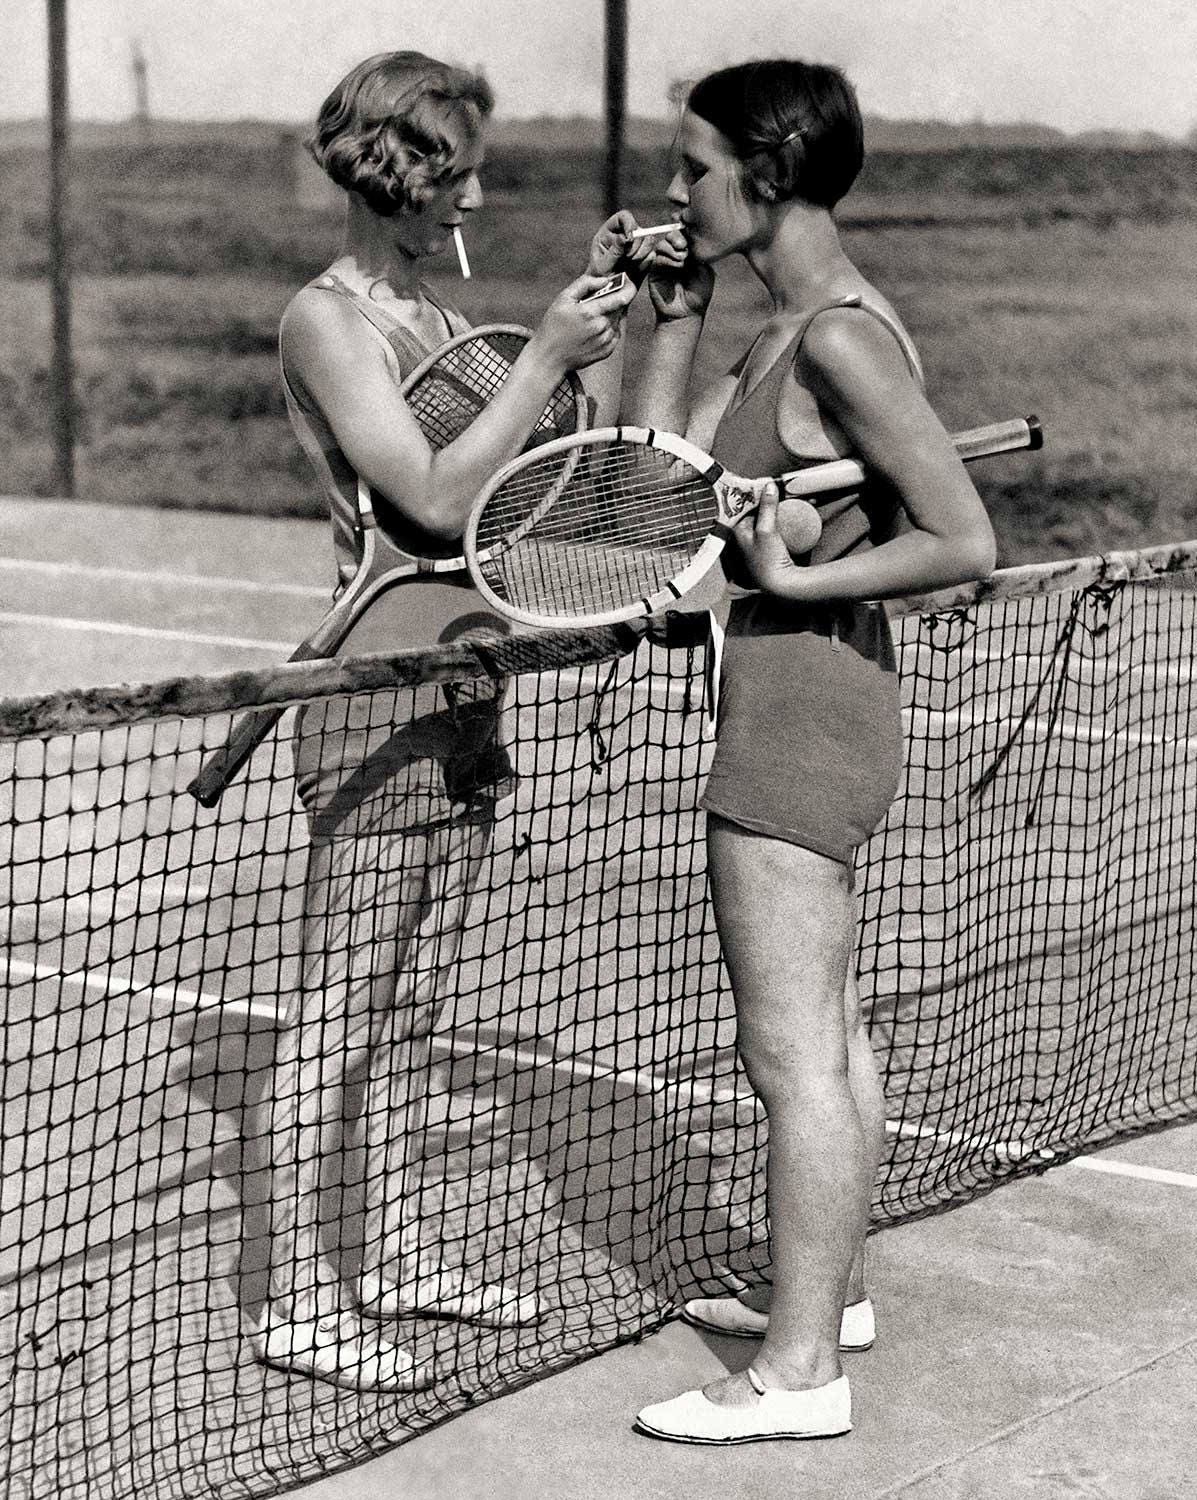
xmin=4 ymin=543 xmax=1197 ymax=1500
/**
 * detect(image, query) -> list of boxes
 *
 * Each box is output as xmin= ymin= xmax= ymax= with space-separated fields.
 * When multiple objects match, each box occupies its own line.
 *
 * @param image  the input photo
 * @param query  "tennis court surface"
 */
xmin=2 ymin=495 xmax=1195 ymax=1500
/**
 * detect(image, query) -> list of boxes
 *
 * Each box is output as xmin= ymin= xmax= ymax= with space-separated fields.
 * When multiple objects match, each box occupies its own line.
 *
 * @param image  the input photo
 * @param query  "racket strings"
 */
xmin=406 ymin=332 xmax=581 ymax=452
xmin=472 ymin=439 xmax=720 ymax=616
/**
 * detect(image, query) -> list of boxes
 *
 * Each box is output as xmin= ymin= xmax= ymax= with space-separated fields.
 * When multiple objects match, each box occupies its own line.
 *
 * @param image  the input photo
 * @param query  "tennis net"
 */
xmin=3 ymin=539 xmax=1197 ymax=1499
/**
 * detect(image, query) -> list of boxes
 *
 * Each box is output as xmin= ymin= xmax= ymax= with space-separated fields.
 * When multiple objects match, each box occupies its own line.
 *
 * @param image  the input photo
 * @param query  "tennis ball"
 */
xmin=776 ymin=497 xmax=822 ymax=556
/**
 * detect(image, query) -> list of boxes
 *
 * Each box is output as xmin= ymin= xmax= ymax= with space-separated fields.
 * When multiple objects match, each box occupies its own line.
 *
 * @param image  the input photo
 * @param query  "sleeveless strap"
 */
xmin=793 ymin=292 xmax=925 ymax=390
xmin=309 ymin=273 xmax=445 ymax=367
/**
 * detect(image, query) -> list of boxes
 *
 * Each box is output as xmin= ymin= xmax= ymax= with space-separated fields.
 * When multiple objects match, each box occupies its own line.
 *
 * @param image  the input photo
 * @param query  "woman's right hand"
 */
xmin=531 ymin=273 xmax=637 ymax=373
xmin=646 ymin=227 xmax=714 ymax=323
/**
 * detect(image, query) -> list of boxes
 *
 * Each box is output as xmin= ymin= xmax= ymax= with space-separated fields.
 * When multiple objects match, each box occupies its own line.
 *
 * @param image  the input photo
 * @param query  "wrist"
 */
xmin=524 ymin=329 xmax=569 ymax=385
xmin=651 ymin=309 xmax=705 ymax=339
xmin=753 ymin=555 xmax=813 ymax=602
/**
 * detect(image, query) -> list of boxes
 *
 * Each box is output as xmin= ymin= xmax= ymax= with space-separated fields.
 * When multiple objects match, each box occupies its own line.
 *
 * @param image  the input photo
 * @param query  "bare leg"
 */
xmin=739 ymin=963 xmax=886 ymax=1315
xmin=844 ymin=966 xmax=886 ymax=1303
xmin=265 ymin=821 xmax=438 ymax=1326
xmin=702 ymin=815 xmax=872 ymax=1404
xmin=361 ymin=814 xmax=489 ymax=1284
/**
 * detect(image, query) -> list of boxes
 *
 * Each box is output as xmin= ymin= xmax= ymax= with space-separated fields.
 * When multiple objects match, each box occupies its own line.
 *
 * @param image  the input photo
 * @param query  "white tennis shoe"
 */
xmin=635 ymin=1367 xmax=852 ymax=1445
xmin=359 ymin=1268 xmax=542 ymax=1329
xmin=247 ymin=1308 xmax=430 ymax=1393
xmin=680 ymin=1294 xmax=875 ymax=1351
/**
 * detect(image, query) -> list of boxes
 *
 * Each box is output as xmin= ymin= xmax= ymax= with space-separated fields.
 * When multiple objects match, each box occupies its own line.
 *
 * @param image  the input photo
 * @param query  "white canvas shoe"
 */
xmin=635 ymin=1367 xmax=852 ymax=1445
xmin=681 ymin=1295 xmax=875 ymax=1351
xmin=247 ymin=1308 xmax=430 ymax=1393
xmin=359 ymin=1268 xmax=541 ymax=1329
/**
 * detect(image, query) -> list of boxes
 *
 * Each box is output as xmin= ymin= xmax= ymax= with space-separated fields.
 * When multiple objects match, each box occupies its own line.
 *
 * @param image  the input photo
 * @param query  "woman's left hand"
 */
xmin=588 ymin=210 xmax=656 ymax=283
xmin=730 ymin=482 xmax=809 ymax=597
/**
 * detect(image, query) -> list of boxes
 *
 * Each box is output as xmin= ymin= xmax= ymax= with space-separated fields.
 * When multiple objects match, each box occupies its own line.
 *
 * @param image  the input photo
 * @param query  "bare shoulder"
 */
xmin=280 ymin=283 xmax=363 ymax=354
xmin=279 ymin=283 xmax=395 ymax=398
xmin=793 ymin=301 xmax=918 ymax=419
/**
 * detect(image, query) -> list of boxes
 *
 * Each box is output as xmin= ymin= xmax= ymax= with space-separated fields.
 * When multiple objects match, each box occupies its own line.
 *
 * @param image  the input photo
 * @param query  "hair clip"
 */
xmin=776 ymin=127 xmax=804 ymax=149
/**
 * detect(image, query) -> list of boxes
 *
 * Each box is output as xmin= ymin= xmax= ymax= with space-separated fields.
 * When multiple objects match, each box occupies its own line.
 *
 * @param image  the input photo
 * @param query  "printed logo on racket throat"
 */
xmin=720 ymin=480 xmax=757 ymax=520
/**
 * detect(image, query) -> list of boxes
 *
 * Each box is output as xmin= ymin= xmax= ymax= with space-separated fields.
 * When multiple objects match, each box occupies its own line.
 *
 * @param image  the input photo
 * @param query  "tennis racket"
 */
xmin=463 ymin=416 xmax=1043 ymax=628
xmin=188 ymin=325 xmax=586 ymax=807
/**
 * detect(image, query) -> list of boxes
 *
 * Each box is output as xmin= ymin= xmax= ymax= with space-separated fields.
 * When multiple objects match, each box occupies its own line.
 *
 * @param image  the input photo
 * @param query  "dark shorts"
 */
xmin=700 ymin=596 xmax=904 ymax=868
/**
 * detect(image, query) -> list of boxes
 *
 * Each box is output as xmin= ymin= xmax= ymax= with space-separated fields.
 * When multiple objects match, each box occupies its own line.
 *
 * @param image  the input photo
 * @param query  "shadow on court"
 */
xmin=4 ymin=496 xmax=1196 ymax=1500
xmin=285 ymin=1122 xmax=1197 ymax=1500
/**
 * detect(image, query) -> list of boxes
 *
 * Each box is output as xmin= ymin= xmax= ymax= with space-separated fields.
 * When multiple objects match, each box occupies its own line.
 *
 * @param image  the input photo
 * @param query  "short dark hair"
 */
xmin=687 ymin=59 xmax=863 ymax=210
xmin=309 ymin=51 xmax=493 ymax=216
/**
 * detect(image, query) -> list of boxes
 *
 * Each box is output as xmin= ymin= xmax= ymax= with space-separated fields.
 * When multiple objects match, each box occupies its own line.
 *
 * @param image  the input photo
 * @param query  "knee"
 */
xmin=737 ymin=1026 xmax=851 ymax=1111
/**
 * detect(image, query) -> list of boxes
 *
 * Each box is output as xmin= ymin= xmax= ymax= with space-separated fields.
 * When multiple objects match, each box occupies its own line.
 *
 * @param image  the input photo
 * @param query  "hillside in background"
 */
xmin=0 ymin=114 xmax=1187 ymax=153
xmin=0 ymin=125 xmax=1195 ymax=564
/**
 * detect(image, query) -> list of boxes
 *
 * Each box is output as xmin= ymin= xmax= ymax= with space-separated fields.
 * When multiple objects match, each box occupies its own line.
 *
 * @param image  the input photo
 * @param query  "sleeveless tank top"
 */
xmin=711 ymin=292 xmax=925 ymax=569
xmin=280 ymin=274 xmax=504 ymax=655
xmin=699 ymin=295 xmax=920 ymax=861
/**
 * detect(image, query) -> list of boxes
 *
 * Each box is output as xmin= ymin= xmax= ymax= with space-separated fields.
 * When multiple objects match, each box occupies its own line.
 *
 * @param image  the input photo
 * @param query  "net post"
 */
xmin=603 ymin=0 xmax=628 ymax=218
xmin=47 ymin=0 xmax=75 ymax=497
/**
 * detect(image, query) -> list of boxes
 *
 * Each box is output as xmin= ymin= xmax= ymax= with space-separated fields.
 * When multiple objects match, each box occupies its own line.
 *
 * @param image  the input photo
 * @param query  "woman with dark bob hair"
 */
xmin=621 ymin=60 xmax=996 ymax=1443
xmin=249 ymin=50 xmax=636 ymax=1394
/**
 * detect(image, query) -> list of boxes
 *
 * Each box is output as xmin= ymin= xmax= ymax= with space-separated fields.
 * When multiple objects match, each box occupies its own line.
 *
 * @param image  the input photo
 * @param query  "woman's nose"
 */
xmin=459 ymin=171 xmax=483 ymax=211
xmin=665 ymin=172 xmax=688 ymax=207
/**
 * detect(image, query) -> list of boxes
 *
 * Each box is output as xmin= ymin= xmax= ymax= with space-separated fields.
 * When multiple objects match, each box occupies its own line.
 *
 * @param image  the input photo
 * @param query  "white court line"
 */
xmin=0 ymin=611 xmax=295 ymax=653
xmin=897 ymin=644 xmax=1197 ymax=689
xmin=0 ymin=555 xmax=327 ymax=599
xmin=2 ymin=956 xmax=265 ymax=1020
xmin=906 ymin=704 xmax=1197 ymax=751
xmin=9 ymin=959 xmax=1195 ymax=1189
xmin=1064 ymin=1156 xmax=1197 ymax=1188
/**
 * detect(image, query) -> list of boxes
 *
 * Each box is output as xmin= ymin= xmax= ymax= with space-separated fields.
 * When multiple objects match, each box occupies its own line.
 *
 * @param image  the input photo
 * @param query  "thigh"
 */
xmin=706 ymin=814 xmax=857 ymax=1070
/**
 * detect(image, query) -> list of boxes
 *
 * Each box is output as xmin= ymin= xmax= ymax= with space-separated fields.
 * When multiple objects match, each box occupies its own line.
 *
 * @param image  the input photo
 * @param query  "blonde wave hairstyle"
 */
xmin=309 ymin=51 xmax=494 ymax=216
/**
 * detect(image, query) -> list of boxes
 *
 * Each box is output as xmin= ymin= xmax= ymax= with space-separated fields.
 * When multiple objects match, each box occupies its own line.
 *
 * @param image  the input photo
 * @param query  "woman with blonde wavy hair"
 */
xmin=249 ymin=49 xmax=637 ymax=1394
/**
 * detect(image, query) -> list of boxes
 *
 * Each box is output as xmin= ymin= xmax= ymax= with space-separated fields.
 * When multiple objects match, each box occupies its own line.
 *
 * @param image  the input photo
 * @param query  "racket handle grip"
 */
xmin=954 ymin=414 xmax=1043 ymax=462
xmin=187 ymin=703 xmax=287 ymax=807
xmin=187 ymin=596 xmax=361 ymax=806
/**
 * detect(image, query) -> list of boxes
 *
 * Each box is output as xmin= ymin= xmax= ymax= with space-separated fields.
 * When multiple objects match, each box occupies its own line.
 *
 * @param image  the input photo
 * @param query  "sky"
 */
xmin=2 ymin=0 xmax=1195 ymax=138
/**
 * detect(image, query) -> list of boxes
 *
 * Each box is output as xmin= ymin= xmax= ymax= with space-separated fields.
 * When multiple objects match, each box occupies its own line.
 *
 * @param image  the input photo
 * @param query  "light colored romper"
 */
xmin=280 ymin=274 xmax=515 ymax=841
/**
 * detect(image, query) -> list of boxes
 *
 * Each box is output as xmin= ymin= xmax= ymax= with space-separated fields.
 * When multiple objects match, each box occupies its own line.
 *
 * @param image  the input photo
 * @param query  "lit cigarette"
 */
xmin=628 ymin=222 xmax=678 ymax=240
xmin=453 ymin=226 xmax=471 ymax=279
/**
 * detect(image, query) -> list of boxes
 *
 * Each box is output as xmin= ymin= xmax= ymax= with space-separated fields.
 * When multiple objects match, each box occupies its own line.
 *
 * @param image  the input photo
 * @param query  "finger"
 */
xmin=752 ymin=480 xmax=780 ymax=534
xmin=650 ymin=244 xmax=688 ymax=275
xmin=569 ymin=273 xmax=615 ymax=300
xmin=607 ymin=209 xmax=639 ymax=237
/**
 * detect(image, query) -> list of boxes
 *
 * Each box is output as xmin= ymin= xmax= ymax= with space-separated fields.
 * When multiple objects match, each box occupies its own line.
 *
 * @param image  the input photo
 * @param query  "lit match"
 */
xmin=453 ymin=226 xmax=471 ymax=279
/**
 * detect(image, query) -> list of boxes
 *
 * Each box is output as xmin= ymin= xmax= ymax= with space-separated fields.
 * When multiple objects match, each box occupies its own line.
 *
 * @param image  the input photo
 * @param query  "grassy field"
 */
xmin=2 ymin=131 xmax=1197 ymax=565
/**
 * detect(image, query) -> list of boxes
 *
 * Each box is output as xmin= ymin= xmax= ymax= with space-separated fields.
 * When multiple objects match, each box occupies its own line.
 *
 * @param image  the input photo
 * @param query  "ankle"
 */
xmin=752 ymin=1344 xmax=843 ymax=1392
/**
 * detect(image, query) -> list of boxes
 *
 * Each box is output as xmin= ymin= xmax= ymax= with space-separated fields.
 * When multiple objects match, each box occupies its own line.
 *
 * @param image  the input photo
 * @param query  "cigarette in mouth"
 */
xmin=627 ymin=223 xmax=678 ymax=240
xmin=453 ymin=226 xmax=471 ymax=279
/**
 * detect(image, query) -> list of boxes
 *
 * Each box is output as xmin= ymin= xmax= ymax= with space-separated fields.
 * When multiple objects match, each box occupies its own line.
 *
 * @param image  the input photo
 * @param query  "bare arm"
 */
xmin=624 ymin=226 xmax=717 ymax=435
xmin=283 ymin=274 xmax=634 ymax=542
xmin=733 ymin=309 xmax=997 ymax=602
xmin=575 ymin=212 xmax=659 ymax=426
